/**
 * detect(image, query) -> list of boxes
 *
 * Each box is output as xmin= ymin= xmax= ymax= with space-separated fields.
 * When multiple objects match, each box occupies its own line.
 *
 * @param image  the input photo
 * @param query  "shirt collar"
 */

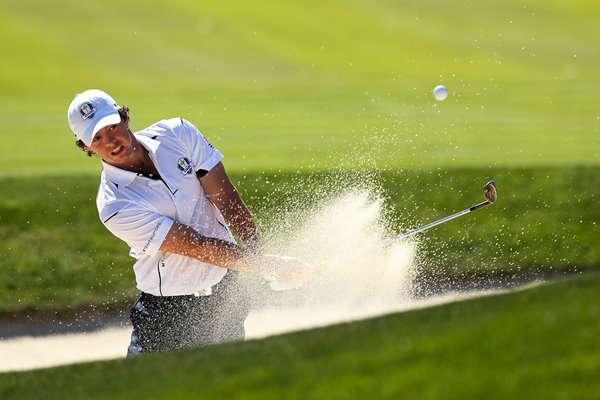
xmin=102 ymin=133 xmax=162 ymax=188
xmin=136 ymin=133 xmax=162 ymax=154
xmin=102 ymin=162 xmax=137 ymax=187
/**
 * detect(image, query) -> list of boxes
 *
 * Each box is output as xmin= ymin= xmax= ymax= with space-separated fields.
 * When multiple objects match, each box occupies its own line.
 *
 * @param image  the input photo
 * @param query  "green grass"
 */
xmin=2 ymin=272 xmax=600 ymax=399
xmin=0 ymin=0 xmax=598 ymax=394
xmin=1 ymin=166 xmax=597 ymax=318
xmin=0 ymin=0 xmax=598 ymax=176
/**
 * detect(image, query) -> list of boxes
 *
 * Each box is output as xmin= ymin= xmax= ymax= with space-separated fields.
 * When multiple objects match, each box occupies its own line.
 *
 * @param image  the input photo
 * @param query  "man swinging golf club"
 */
xmin=67 ymin=89 xmax=317 ymax=355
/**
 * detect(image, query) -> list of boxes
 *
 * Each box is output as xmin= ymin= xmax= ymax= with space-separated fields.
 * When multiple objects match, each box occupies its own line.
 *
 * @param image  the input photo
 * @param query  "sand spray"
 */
xmin=242 ymin=176 xmax=419 ymax=337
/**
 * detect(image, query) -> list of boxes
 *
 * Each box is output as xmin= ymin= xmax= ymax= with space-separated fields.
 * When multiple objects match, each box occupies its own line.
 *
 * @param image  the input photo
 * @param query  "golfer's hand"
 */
xmin=263 ymin=255 xmax=318 ymax=291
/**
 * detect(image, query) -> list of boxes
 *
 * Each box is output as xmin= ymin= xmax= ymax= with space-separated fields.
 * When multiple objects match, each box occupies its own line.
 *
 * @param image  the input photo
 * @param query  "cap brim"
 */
xmin=82 ymin=112 xmax=122 ymax=146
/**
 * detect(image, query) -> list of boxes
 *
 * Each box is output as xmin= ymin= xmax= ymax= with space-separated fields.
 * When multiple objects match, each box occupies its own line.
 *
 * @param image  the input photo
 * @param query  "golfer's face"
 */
xmin=89 ymin=120 xmax=135 ymax=166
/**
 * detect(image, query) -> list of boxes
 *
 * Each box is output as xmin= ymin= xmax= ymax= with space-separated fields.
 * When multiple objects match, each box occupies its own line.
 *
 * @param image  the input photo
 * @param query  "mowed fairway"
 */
xmin=0 ymin=0 xmax=597 ymax=176
xmin=0 ymin=0 xmax=599 ymax=397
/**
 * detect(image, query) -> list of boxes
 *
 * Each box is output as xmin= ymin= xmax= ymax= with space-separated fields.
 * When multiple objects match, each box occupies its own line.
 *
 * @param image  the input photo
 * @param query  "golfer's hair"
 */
xmin=76 ymin=106 xmax=130 ymax=157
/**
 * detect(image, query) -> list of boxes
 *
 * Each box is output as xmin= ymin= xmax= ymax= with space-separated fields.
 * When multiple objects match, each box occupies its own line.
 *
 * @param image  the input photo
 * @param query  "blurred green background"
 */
xmin=1 ymin=0 xmax=597 ymax=176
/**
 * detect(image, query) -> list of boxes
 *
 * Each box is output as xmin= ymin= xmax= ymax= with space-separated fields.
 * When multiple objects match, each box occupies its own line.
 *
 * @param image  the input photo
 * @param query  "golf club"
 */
xmin=382 ymin=180 xmax=497 ymax=245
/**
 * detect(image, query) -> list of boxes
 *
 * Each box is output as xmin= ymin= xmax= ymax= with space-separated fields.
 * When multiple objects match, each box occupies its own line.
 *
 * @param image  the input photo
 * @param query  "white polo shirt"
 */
xmin=96 ymin=118 xmax=233 ymax=296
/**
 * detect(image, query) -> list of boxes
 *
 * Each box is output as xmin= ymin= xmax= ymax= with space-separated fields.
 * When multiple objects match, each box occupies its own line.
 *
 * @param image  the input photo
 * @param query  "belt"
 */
xmin=141 ymin=285 xmax=213 ymax=300
xmin=193 ymin=286 xmax=213 ymax=297
xmin=145 ymin=270 xmax=234 ymax=298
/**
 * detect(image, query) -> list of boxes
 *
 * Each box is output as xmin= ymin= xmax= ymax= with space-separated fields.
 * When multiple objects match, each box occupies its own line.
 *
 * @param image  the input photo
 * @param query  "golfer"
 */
xmin=67 ymin=89 xmax=316 ymax=355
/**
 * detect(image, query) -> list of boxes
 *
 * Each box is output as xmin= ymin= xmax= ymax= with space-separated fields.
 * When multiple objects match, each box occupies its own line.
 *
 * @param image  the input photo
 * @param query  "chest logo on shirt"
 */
xmin=177 ymin=157 xmax=194 ymax=175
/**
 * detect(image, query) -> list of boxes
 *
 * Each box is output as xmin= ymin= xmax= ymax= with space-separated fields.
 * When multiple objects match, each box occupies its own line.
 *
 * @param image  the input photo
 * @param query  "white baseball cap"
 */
xmin=67 ymin=89 xmax=122 ymax=146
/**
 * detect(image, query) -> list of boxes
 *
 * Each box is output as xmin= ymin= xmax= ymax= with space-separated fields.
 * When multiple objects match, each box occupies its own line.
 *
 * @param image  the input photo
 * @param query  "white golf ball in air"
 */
xmin=433 ymin=85 xmax=448 ymax=101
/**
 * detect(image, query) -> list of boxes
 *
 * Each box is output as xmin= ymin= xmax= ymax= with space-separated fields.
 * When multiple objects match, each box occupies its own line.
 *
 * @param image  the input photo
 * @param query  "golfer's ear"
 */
xmin=75 ymin=140 xmax=94 ymax=157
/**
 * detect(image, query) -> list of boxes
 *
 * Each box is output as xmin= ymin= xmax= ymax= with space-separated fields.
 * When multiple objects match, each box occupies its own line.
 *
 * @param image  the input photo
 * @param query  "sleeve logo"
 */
xmin=177 ymin=157 xmax=194 ymax=175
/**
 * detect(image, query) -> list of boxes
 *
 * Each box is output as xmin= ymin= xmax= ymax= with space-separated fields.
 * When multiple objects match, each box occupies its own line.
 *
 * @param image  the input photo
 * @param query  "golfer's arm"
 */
xmin=199 ymin=162 xmax=261 ymax=251
xmin=159 ymin=222 xmax=266 ymax=273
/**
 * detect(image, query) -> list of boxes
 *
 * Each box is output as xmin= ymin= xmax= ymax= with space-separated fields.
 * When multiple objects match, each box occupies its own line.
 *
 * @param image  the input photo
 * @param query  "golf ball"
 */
xmin=433 ymin=85 xmax=448 ymax=101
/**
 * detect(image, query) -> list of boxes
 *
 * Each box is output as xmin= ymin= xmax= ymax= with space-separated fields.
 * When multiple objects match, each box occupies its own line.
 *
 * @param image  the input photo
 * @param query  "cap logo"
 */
xmin=177 ymin=157 xmax=193 ymax=175
xmin=79 ymin=102 xmax=96 ymax=120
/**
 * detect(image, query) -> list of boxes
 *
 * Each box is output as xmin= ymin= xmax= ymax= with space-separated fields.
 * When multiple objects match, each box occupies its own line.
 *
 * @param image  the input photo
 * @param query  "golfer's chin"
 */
xmin=104 ymin=146 xmax=133 ymax=167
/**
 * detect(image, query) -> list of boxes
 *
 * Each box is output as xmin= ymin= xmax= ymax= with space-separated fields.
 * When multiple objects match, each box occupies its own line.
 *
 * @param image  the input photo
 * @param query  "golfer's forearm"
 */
xmin=199 ymin=162 xmax=261 ymax=251
xmin=160 ymin=222 xmax=266 ymax=272
xmin=208 ymin=188 xmax=260 ymax=251
xmin=223 ymin=203 xmax=261 ymax=251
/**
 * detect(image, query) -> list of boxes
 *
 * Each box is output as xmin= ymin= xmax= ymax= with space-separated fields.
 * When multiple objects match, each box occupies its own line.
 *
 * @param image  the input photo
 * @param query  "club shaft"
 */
xmin=383 ymin=200 xmax=492 ymax=244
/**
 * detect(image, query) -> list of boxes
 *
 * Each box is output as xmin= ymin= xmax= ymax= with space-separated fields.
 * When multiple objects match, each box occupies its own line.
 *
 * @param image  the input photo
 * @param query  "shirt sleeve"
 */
xmin=177 ymin=118 xmax=224 ymax=173
xmin=101 ymin=204 xmax=174 ymax=257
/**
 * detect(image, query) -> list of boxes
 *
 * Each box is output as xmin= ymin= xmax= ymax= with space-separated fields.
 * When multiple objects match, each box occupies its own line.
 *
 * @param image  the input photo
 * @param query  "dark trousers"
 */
xmin=127 ymin=271 xmax=251 ymax=355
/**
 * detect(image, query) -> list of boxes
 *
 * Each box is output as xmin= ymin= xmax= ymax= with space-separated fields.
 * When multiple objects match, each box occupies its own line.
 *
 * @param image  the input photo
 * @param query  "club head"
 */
xmin=483 ymin=181 xmax=497 ymax=204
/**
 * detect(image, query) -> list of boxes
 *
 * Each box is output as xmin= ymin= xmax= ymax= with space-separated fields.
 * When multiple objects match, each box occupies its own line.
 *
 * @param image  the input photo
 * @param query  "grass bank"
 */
xmin=1 ymin=272 xmax=599 ymax=399
xmin=0 ymin=165 xmax=597 ymax=320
